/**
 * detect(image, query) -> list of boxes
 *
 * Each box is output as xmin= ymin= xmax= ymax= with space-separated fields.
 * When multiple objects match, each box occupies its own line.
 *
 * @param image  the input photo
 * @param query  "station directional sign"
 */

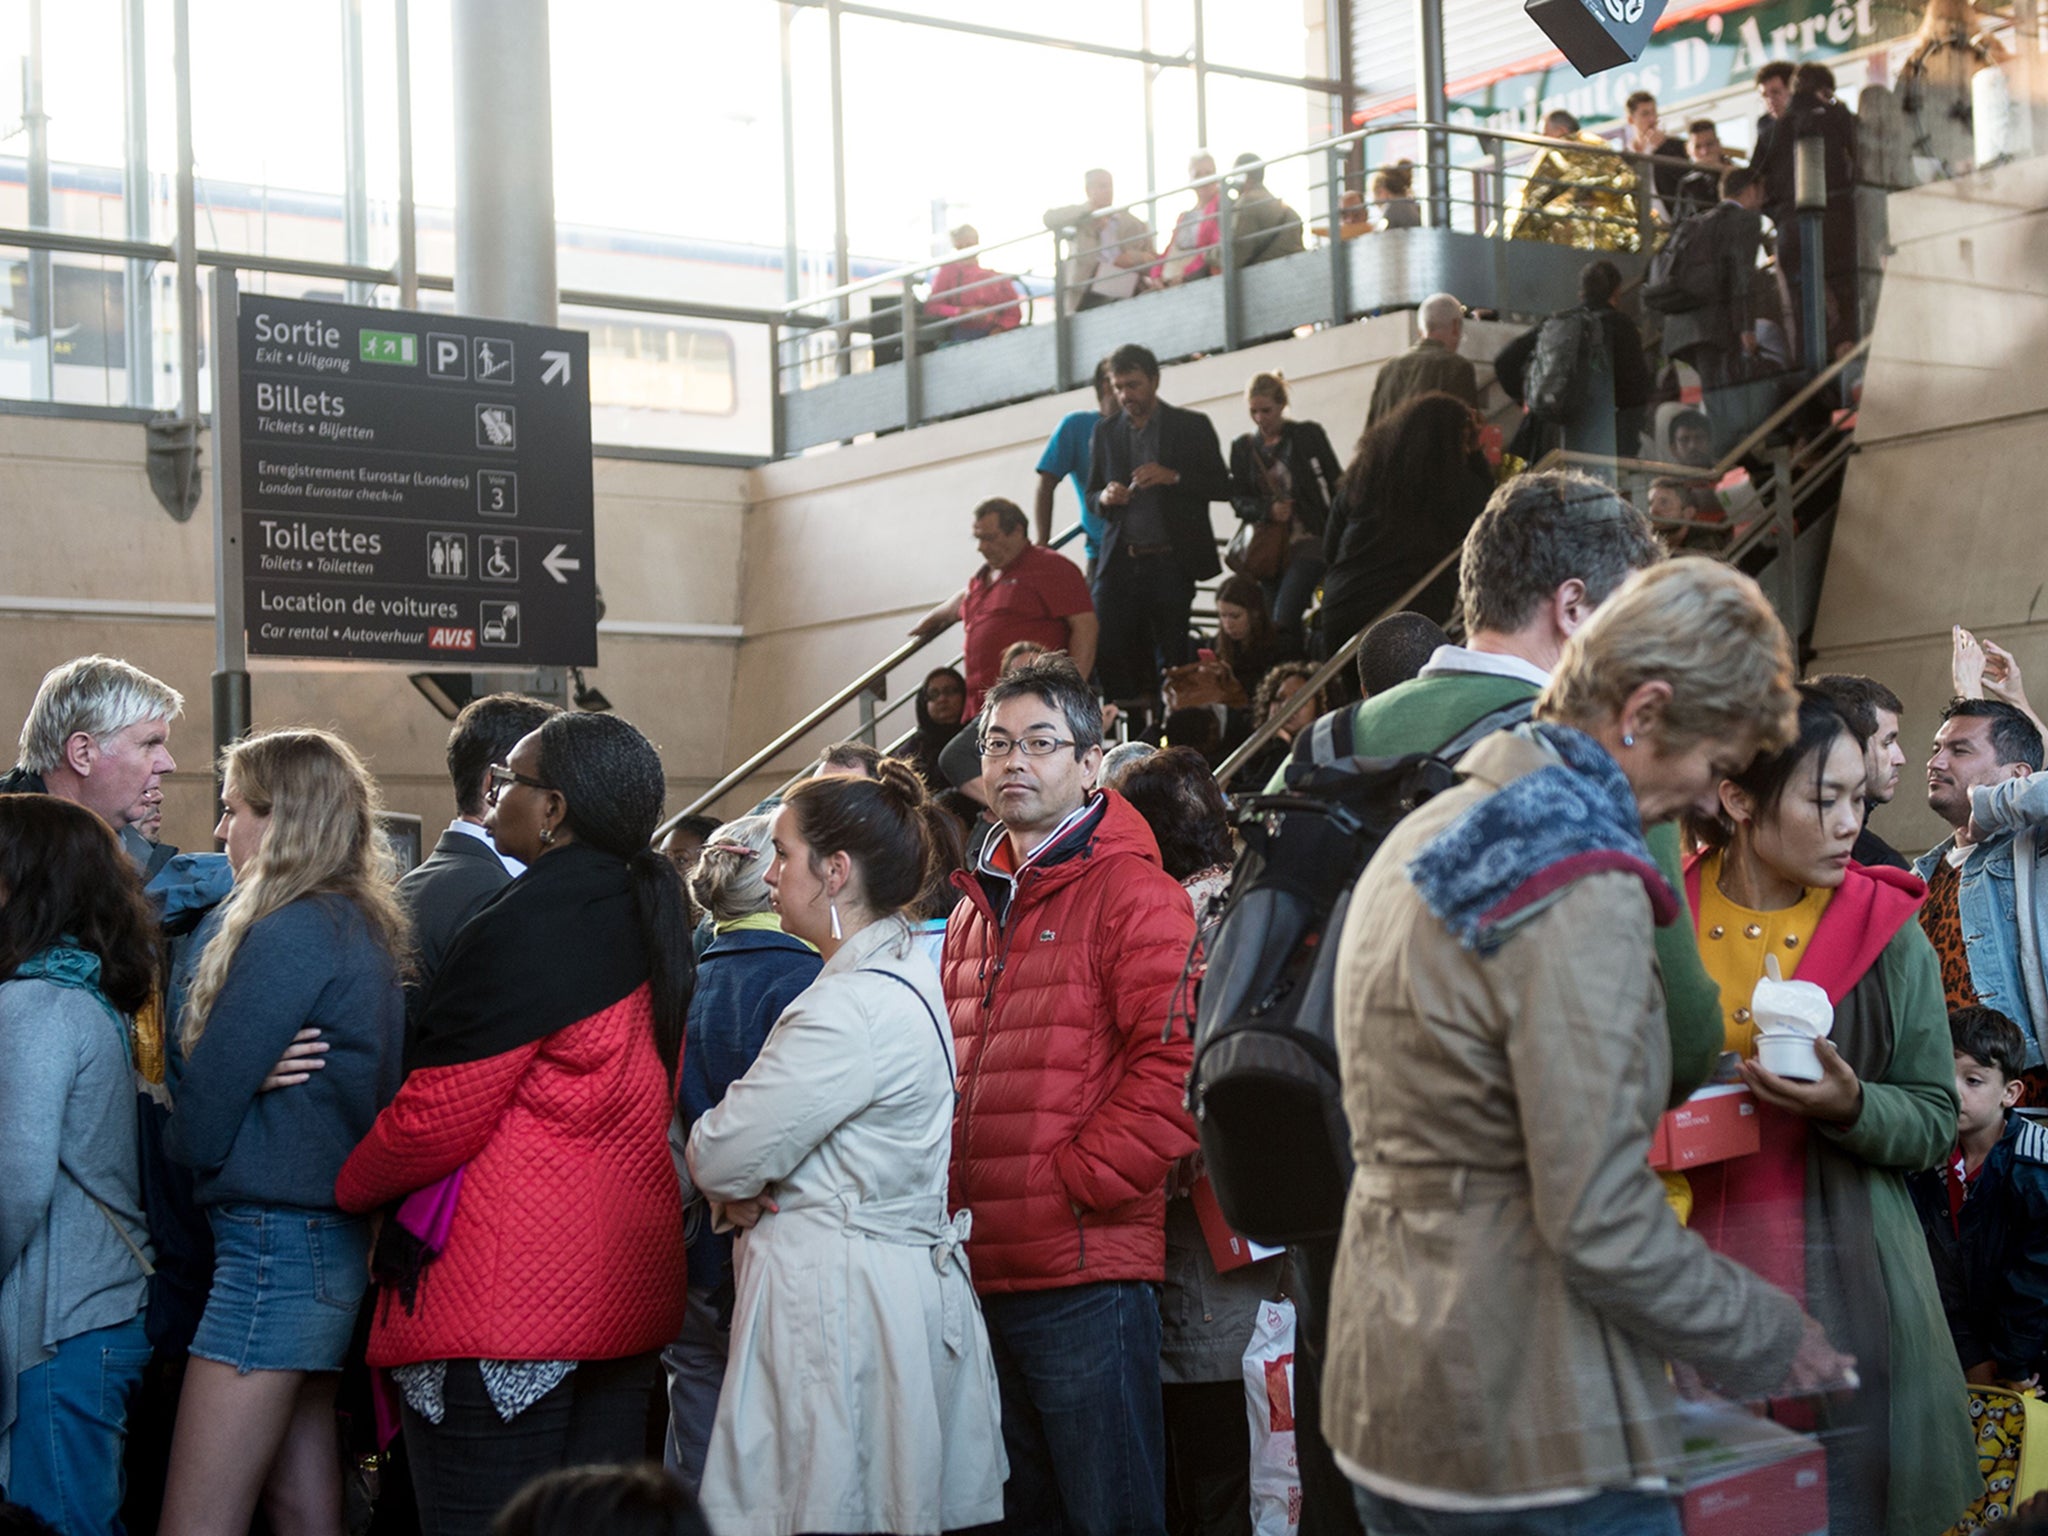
xmin=231 ymin=294 xmax=596 ymax=667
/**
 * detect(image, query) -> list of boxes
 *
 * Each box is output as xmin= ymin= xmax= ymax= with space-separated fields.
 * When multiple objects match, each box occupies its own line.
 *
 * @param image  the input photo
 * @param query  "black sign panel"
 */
xmin=236 ymin=294 xmax=595 ymax=667
xmin=1523 ymin=0 xmax=1670 ymax=75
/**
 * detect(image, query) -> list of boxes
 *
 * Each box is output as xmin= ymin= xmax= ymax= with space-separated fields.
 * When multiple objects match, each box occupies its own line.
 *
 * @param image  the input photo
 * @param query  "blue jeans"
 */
xmin=1265 ymin=539 xmax=1327 ymax=642
xmin=980 ymin=1280 xmax=1167 ymax=1536
xmin=1352 ymin=1486 xmax=1682 ymax=1536
xmin=661 ymin=1285 xmax=729 ymax=1494
xmin=7 ymin=1311 xmax=152 ymax=1534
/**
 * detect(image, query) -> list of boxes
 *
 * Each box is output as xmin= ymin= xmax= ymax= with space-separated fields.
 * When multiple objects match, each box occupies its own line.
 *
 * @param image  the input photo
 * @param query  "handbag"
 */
xmin=1225 ymin=517 xmax=1290 ymax=583
xmin=1949 ymin=1384 xmax=2048 ymax=1531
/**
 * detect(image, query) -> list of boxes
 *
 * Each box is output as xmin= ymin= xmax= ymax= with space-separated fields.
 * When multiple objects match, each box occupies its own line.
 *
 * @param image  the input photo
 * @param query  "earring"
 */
xmin=1622 ymin=733 xmax=1636 ymax=748
xmin=829 ymin=901 xmax=843 ymax=941
xmin=539 ymin=825 xmax=554 ymax=845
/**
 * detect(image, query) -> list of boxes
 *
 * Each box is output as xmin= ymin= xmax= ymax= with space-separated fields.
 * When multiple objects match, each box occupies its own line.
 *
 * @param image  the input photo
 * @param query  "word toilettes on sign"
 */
xmin=234 ymin=296 xmax=595 ymax=667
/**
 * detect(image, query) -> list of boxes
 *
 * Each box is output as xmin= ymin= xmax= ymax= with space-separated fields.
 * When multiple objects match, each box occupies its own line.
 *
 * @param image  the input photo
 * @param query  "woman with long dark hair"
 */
xmin=0 ymin=796 xmax=160 ymax=1533
xmin=160 ymin=728 xmax=410 ymax=1536
xmin=688 ymin=761 xmax=1005 ymax=1535
xmin=1683 ymin=686 xmax=1976 ymax=1533
xmin=1318 ymin=390 xmax=1494 ymax=651
xmin=336 ymin=712 xmax=697 ymax=1536
xmin=907 ymin=667 xmax=968 ymax=791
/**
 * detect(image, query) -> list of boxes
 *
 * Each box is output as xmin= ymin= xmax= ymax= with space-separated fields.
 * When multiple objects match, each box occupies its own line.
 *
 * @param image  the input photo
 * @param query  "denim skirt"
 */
xmin=189 ymin=1204 xmax=370 ymax=1373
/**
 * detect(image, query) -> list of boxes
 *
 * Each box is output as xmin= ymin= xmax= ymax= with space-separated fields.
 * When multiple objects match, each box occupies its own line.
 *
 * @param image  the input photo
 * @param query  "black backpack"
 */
xmin=1642 ymin=211 xmax=1721 ymax=314
xmin=1186 ymin=698 xmax=1533 ymax=1246
xmin=1521 ymin=308 xmax=1604 ymax=423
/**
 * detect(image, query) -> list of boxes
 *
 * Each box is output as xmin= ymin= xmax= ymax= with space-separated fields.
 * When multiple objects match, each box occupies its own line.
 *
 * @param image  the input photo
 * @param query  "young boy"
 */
xmin=1909 ymin=1005 xmax=2048 ymax=1387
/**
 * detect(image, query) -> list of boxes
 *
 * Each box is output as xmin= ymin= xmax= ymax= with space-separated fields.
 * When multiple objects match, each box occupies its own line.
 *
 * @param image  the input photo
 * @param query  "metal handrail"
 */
xmin=1211 ymin=548 xmax=1463 ymax=788
xmin=655 ymin=521 xmax=1087 ymax=835
xmin=1534 ymin=338 xmax=1871 ymax=490
xmin=1214 ymin=345 xmax=1873 ymax=789
xmin=0 ymin=223 xmax=819 ymax=332
xmin=778 ymin=118 xmax=1696 ymax=321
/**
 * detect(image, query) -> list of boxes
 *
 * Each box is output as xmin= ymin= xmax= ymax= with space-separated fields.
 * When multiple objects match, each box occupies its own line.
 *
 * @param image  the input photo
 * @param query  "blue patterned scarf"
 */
xmin=1407 ymin=722 xmax=1678 ymax=954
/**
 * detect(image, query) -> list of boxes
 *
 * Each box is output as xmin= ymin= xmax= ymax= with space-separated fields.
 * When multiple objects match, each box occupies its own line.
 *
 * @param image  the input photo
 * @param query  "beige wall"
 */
xmin=715 ymin=313 xmax=1520 ymax=816
xmin=1809 ymin=156 xmax=2048 ymax=857
xmin=0 ymin=304 xmax=1529 ymax=844
xmin=0 ymin=415 xmax=747 ymax=853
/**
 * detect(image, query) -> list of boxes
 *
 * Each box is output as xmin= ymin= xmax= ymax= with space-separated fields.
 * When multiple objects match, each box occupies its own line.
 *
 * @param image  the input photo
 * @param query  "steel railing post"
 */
xmin=1326 ymin=139 xmax=1350 ymax=325
xmin=769 ymin=320 xmax=787 ymax=460
xmin=901 ymin=274 xmax=923 ymax=430
xmin=1219 ymin=190 xmax=1242 ymax=352
xmin=1053 ymin=232 xmax=1075 ymax=391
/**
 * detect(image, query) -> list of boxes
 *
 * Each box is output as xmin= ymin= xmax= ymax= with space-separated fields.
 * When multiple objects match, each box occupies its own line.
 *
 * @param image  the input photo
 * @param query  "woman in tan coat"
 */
xmin=1326 ymin=559 xmax=1854 ymax=1535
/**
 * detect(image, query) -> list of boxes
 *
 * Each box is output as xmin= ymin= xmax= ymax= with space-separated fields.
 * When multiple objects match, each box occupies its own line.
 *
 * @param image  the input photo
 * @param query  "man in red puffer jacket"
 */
xmin=942 ymin=655 xmax=1197 ymax=1536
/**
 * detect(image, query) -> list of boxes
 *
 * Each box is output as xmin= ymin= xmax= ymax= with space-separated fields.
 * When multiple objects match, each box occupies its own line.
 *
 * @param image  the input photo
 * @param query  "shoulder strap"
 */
xmin=861 ymin=968 xmax=959 ymax=1101
xmin=1433 ymin=696 xmax=1537 ymax=764
xmin=1302 ymin=702 xmax=1361 ymax=769
xmin=92 ymin=1194 xmax=155 ymax=1277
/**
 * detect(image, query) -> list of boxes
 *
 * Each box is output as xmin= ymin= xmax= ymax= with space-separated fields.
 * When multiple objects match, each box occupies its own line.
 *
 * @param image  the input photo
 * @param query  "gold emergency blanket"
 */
xmin=1498 ymin=132 xmax=1643 ymax=252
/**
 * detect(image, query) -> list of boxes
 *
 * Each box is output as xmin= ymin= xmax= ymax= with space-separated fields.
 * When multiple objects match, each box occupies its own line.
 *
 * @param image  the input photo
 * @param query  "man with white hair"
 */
xmin=1366 ymin=291 xmax=1480 ymax=424
xmin=2 ymin=654 xmax=182 ymax=871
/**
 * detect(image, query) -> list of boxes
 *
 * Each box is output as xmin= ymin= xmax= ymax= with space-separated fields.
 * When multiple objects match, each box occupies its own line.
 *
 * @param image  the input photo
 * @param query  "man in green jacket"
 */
xmin=1276 ymin=470 xmax=1726 ymax=1536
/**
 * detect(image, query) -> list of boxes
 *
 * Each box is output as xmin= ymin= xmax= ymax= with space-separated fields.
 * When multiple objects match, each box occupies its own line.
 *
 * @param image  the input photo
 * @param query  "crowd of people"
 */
xmin=7 ymin=452 xmax=2048 ymax=1536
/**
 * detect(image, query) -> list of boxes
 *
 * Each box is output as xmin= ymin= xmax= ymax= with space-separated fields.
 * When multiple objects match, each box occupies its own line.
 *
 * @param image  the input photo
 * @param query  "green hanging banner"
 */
xmin=1425 ymin=0 xmax=1920 ymax=149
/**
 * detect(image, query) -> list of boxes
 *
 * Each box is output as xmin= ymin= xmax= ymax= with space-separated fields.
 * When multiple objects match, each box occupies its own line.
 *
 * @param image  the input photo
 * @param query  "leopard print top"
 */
xmin=1919 ymin=854 xmax=1981 ymax=1011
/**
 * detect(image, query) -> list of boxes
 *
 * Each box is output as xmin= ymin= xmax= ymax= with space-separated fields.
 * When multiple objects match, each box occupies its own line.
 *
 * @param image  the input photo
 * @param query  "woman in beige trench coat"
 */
xmin=687 ymin=764 xmax=1005 ymax=1536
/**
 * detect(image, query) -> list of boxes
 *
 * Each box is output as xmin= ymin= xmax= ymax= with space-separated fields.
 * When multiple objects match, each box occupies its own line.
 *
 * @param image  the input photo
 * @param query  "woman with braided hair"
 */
xmin=336 ymin=712 xmax=696 ymax=1536
xmin=687 ymin=757 xmax=1006 ymax=1535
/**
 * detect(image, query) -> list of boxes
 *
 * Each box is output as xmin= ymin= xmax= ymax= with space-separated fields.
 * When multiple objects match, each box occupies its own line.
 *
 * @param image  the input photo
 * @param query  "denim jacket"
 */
xmin=1912 ymin=773 xmax=2048 ymax=1066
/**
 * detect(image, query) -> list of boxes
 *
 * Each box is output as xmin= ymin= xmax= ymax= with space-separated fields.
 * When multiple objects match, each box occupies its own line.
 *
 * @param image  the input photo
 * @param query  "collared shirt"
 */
xmin=446 ymin=816 xmax=524 ymax=878
xmin=1416 ymin=644 xmax=1552 ymax=689
xmin=958 ymin=544 xmax=1094 ymax=713
xmin=1118 ymin=411 xmax=1170 ymax=546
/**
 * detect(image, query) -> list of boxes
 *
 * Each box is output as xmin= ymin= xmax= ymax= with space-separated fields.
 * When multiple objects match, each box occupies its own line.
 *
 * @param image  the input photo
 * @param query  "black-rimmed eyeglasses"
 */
xmin=486 ymin=763 xmax=553 ymax=804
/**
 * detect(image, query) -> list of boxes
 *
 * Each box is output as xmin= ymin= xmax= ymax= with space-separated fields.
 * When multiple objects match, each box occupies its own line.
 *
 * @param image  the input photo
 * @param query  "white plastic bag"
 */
xmin=1243 ymin=1296 xmax=1303 ymax=1535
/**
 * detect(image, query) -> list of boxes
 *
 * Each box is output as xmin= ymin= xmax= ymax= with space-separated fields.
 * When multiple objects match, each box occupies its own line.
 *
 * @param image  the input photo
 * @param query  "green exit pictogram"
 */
xmin=359 ymin=329 xmax=418 ymax=365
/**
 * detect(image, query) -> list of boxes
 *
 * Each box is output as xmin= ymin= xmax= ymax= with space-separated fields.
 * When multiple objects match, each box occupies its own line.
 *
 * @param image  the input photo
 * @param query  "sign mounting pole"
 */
xmin=210 ymin=265 xmax=251 ymax=795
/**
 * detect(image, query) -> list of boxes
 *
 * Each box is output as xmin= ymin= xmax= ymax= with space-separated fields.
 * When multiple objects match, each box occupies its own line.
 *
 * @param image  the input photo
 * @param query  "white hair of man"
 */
xmin=17 ymin=655 xmax=184 ymax=774
xmin=1419 ymin=292 xmax=1465 ymax=343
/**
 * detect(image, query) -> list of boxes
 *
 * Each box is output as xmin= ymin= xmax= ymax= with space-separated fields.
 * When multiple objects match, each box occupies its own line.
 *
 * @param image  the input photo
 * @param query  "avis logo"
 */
xmin=1602 ymin=0 xmax=1645 ymax=21
xmin=429 ymin=626 xmax=476 ymax=651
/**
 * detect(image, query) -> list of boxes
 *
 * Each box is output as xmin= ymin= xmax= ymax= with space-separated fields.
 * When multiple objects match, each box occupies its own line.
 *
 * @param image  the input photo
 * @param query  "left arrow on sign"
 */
xmin=543 ymin=543 xmax=582 ymax=584
xmin=541 ymin=350 xmax=572 ymax=386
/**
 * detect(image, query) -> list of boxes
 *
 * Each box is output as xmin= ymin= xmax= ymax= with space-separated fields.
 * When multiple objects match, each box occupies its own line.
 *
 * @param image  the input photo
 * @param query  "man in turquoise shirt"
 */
xmin=1032 ymin=357 xmax=1117 ymax=571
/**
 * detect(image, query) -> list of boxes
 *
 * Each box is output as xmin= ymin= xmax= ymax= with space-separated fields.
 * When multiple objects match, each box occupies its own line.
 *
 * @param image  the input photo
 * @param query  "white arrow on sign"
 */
xmin=541 ymin=350 xmax=572 ymax=386
xmin=543 ymin=544 xmax=582 ymax=584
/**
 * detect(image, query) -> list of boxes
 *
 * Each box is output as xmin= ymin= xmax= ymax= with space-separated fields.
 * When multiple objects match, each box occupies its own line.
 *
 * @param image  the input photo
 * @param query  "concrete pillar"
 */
xmin=452 ymin=0 xmax=558 ymax=325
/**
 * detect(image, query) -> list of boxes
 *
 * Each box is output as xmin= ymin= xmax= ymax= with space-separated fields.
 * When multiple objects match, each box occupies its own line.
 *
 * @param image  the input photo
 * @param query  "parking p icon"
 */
xmin=427 ymin=332 xmax=468 ymax=381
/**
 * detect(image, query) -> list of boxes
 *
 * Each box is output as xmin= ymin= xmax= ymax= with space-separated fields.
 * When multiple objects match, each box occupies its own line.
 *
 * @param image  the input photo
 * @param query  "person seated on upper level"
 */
xmin=1229 ymin=153 xmax=1305 ymax=267
xmin=924 ymin=225 xmax=1022 ymax=342
xmin=1161 ymin=152 xmax=1223 ymax=285
xmin=1044 ymin=168 xmax=1155 ymax=313
xmin=1371 ymin=160 xmax=1423 ymax=229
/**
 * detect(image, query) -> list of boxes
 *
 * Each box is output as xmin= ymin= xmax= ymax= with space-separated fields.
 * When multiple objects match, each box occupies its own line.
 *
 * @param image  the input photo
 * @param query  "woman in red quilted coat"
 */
xmin=336 ymin=713 xmax=695 ymax=1536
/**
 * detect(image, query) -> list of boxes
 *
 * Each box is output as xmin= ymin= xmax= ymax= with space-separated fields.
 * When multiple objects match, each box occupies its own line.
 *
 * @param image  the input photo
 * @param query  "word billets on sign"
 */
xmin=237 ymin=296 xmax=595 ymax=668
